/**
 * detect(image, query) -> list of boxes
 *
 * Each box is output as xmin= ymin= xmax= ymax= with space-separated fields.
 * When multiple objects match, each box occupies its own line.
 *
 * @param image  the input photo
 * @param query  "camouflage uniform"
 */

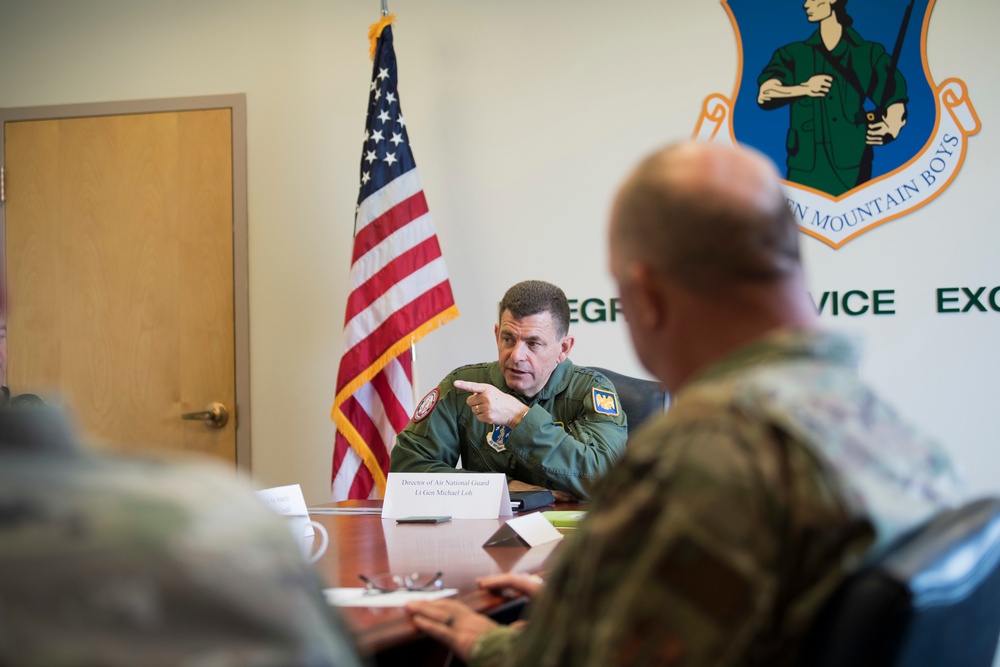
xmin=390 ymin=359 xmax=627 ymax=500
xmin=470 ymin=330 xmax=963 ymax=667
xmin=0 ymin=407 xmax=367 ymax=667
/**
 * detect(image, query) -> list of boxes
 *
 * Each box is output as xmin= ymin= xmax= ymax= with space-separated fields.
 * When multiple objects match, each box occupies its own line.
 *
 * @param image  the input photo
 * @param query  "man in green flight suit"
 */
xmin=757 ymin=0 xmax=908 ymax=196
xmin=389 ymin=280 xmax=627 ymax=502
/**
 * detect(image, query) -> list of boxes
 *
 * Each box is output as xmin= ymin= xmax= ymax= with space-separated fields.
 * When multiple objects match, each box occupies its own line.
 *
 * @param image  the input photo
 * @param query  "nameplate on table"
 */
xmin=255 ymin=483 xmax=314 ymax=536
xmin=483 ymin=512 xmax=563 ymax=548
xmin=382 ymin=472 xmax=513 ymax=519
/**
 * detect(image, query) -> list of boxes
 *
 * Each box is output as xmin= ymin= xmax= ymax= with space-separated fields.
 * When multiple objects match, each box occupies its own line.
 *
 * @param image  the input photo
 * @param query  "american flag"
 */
xmin=331 ymin=18 xmax=458 ymax=500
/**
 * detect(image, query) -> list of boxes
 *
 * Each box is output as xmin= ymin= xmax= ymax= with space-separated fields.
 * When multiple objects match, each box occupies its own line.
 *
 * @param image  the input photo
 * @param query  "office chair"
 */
xmin=586 ymin=366 xmax=668 ymax=432
xmin=798 ymin=496 xmax=1000 ymax=667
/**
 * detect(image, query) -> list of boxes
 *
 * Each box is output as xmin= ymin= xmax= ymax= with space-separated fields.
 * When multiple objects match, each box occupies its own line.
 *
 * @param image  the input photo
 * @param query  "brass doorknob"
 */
xmin=181 ymin=402 xmax=229 ymax=429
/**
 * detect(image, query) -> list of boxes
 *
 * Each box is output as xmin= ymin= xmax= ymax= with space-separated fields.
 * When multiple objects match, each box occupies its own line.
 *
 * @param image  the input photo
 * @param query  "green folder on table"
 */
xmin=542 ymin=510 xmax=587 ymax=528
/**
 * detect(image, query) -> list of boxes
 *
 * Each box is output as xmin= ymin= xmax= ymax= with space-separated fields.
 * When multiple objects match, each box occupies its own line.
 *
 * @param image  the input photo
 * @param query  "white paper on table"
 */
xmin=324 ymin=587 xmax=459 ymax=607
xmin=306 ymin=506 xmax=383 ymax=515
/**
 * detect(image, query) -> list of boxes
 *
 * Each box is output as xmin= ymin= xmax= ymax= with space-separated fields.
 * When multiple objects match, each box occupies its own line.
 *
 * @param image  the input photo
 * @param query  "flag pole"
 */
xmin=379 ymin=0 xmax=415 ymax=407
xmin=332 ymin=5 xmax=459 ymax=500
xmin=410 ymin=340 xmax=420 ymax=407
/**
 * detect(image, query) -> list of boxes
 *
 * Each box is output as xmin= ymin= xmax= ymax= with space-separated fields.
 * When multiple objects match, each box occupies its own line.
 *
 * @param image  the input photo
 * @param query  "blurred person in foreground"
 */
xmin=0 ymin=403 xmax=366 ymax=665
xmin=390 ymin=279 xmax=627 ymax=502
xmin=405 ymin=141 xmax=964 ymax=666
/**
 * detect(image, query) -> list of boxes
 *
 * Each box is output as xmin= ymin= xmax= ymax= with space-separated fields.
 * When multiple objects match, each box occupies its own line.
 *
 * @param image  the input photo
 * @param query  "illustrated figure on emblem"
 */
xmin=756 ymin=0 xmax=913 ymax=196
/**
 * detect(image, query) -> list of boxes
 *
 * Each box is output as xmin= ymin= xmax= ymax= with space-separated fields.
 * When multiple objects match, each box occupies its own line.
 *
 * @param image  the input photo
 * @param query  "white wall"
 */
xmin=1 ymin=0 xmax=997 ymax=506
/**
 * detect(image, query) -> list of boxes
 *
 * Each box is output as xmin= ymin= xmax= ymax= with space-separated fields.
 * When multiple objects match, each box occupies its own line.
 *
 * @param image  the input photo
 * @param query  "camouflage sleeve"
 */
xmin=478 ymin=416 xmax=798 ymax=667
xmin=469 ymin=625 xmax=523 ymax=667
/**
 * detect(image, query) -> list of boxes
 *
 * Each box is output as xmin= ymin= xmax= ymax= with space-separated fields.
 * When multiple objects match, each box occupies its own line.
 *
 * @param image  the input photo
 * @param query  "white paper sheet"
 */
xmin=324 ymin=587 xmax=459 ymax=607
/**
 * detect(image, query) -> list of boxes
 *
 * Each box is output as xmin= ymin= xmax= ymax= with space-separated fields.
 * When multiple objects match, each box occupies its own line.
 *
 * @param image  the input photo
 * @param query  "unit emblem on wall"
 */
xmin=695 ymin=0 xmax=979 ymax=248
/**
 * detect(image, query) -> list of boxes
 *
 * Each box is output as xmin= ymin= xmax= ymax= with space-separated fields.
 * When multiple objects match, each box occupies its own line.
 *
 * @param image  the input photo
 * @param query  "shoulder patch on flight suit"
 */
xmin=592 ymin=387 xmax=620 ymax=416
xmin=412 ymin=388 xmax=439 ymax=422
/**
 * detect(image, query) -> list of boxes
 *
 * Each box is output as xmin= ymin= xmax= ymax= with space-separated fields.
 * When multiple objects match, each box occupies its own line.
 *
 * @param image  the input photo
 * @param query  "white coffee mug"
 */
xmin=285 ymin=514 xmax=329 ymax=564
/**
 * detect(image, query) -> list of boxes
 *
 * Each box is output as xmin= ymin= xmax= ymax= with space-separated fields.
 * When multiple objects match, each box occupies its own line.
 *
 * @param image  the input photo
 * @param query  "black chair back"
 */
xmin=799 ymin=496 xmax=1000 ymax=667
xmin=587 ymin=366 xmax=668 ymax=432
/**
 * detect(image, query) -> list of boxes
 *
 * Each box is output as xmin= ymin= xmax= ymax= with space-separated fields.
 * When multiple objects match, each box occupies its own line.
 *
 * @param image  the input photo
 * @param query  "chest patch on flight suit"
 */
xmin=592 ymin=388 xmax=620 ymax=416
xmin=486 ymin=424 xmax=512 ymax=453
xmin=412 ymin=388 xmax=439 ymax=422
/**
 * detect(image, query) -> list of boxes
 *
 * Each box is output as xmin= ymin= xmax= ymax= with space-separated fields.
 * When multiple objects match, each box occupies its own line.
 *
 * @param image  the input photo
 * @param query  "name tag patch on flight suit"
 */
xmin=412 ymin=389 xmax=439 ymax=422
xmin=487 ymin=424 xmax=512 ymax=453
xmin=592 ymin=388 xmax=620 ymax=416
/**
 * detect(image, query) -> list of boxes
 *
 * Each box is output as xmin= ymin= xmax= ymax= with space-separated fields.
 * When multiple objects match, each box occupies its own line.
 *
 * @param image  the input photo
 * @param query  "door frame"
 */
xmin=0 ymin=94 xmax=252 ymax=473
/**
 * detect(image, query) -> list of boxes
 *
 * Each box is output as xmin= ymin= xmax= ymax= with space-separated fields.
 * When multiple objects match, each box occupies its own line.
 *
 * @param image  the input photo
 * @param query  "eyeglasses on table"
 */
xmin=358 ymin=571 xmax=444 ymax=594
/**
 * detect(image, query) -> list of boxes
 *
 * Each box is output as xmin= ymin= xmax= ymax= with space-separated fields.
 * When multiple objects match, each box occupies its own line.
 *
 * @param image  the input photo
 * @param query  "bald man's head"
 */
xmin=611 ymin=142 xmax=801 ymax=296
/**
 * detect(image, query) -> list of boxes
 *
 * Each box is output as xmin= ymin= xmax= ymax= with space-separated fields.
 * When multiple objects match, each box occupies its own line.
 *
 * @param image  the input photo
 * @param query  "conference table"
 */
xmin=307 ymin=500 xmax=577 ymax=664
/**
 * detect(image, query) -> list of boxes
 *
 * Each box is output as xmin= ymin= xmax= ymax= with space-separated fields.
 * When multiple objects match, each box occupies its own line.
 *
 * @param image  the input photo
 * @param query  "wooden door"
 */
xmin=3 ymin=109 xmax=237 ymax=463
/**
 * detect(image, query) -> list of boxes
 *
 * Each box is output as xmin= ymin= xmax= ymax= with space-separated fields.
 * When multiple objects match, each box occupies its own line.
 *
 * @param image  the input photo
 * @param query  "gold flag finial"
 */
xmin=368 ymin=13 xmax=395 ymax=61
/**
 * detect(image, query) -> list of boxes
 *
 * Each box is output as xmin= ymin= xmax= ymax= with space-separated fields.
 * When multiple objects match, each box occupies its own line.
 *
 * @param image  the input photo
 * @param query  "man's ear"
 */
xmin=630 ymin=262 xmax=666 ymax=332
xmin=494 ymin=322 xmax=500 ymax=343
xmin=557 ymin=335 xmax=575 ymax=362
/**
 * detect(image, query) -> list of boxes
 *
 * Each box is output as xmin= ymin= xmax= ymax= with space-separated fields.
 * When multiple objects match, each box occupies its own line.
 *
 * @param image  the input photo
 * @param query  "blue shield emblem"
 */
xmin=696 ymin=0 xmax=979 ymax=247
xmin=487 ymin=424 xmax=512 ymax=453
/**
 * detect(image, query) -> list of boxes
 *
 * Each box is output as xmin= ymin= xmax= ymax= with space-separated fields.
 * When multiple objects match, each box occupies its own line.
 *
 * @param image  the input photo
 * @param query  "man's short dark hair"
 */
xmin=498 ymin=280 xmax=571 ymax=338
